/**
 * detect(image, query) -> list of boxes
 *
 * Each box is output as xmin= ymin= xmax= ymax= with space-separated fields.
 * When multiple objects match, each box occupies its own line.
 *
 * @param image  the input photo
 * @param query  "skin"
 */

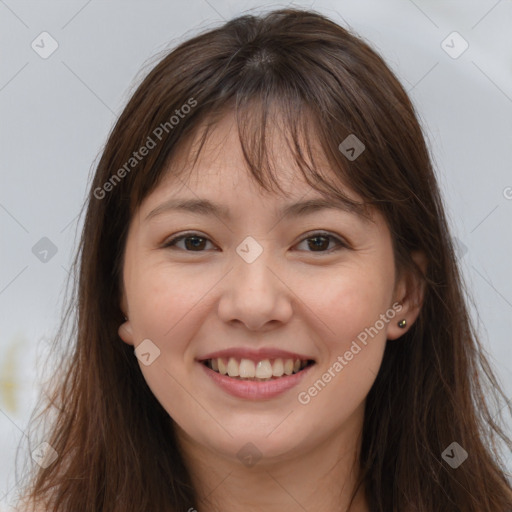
xmin=118 ymin=112 xmax=426 ymax=512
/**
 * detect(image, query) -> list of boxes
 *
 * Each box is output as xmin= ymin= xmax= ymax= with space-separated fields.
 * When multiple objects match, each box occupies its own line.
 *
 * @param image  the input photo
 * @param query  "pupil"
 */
xmin=309 ymin=236 xmax=328 ymax=251
xmin=185 ymin=236 xmax=205 ymax=250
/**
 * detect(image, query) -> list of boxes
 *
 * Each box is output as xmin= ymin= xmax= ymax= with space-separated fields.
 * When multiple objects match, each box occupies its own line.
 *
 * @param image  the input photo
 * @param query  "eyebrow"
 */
xmin=145 ymin=196 xmax=370 ymax=223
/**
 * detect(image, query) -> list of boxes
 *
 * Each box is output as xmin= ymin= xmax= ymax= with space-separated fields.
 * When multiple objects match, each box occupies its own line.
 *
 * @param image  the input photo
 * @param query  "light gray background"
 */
xmin=1 ymin=0 xmax=511 ymax=508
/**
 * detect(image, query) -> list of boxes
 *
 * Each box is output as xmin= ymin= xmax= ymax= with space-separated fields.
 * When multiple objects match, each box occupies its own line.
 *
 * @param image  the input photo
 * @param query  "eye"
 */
xmin=295 ymin=231 xmax=347 ymax=253
xmin=162 ymin=232 xmax=216 ymax=252
xmin=162 ymin=231 xmax=347 ymax=254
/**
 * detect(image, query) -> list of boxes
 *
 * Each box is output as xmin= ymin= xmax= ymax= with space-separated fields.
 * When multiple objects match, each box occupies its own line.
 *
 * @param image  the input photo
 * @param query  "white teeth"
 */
xmin=272 ymin=358 xmax=284 ymax=377
xmin=227 ymin=357 xmax=240 ymax=377
xmin=255 ymin=359 xmax=273 ymax=379
xmin=207 ymin=356 xmax=311 ymax=379
xmin=239 ymin=359 xmax=256 ymax=378
xmin=218 ymin=358 xmax=228 ymax=375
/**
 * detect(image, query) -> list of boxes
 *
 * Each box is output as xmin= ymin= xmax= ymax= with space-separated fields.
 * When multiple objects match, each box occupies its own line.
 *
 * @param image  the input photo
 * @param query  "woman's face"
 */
xmin=118 ymin=113 xmax=415 ymax=464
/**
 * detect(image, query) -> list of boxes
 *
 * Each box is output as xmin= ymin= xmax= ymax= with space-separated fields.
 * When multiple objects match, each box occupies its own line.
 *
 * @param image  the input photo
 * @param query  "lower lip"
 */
xmin=198 ymin=362 xmax=315 ymax=400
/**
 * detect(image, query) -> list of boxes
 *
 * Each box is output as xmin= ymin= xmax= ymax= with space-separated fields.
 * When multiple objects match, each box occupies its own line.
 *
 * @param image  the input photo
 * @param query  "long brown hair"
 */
xmin=15 ymin=8 xmax=512 ymax=511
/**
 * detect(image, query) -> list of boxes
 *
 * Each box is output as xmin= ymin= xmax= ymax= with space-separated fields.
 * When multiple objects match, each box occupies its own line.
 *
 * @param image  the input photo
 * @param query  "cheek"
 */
xmin=127 ymin=266 xmax=213 ymax=423
xmin=300 ymin=262 xmax=394 ymax=346
xmin=294 ymin=265 xmax=392 ymax=417
xmin=127 ymin=264 xmax=211 ymax=341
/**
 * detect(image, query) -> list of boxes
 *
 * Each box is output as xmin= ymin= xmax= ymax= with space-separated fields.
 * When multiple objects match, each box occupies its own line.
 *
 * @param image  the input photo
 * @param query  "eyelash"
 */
xmin=161 ymin=231 xmax=348 ymax=254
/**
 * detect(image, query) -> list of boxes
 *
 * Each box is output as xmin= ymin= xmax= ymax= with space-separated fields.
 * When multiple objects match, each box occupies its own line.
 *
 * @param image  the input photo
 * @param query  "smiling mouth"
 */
xmin=202 ymin=357 xmax=315 ymax=381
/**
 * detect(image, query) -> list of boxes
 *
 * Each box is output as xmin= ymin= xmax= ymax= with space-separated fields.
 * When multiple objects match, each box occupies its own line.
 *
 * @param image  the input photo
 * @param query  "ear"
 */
xmin=387 ymin=251 xmax=428 ymax=341
xmin=118 ymin=291 xmax=135 ymax=346
xmin=118 ymin=320 xmax=135 ymax=346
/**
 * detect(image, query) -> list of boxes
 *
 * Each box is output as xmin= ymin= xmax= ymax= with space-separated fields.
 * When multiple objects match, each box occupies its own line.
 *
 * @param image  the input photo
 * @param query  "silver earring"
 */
xmin=398 ymin=319 xmax=407 ymax=328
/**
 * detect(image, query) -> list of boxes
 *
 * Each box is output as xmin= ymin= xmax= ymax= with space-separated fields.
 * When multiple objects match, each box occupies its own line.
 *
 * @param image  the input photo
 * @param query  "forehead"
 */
xmin=151 ymin=110 xmax=364 ymax=207
xmin=139 ymin=118 xmax=374 ymax=227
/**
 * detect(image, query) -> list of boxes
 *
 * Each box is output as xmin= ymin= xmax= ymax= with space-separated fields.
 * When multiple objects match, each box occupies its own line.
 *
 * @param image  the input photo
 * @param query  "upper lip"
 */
xmin=197 ymin=347 xmax=315 ymax=363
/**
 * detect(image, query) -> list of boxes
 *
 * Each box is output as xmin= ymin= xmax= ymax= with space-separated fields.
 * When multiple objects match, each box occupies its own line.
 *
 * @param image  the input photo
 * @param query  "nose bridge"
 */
xmin=217 ymin=235 xmax=293 ymax=330
xmin=232 ymin=235 xmax=279 ymax=304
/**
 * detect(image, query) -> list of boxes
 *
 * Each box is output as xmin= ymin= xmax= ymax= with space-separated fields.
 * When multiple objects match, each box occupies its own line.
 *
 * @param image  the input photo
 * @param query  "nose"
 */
xmin=217 ymin=247 xmax=294 ymax=332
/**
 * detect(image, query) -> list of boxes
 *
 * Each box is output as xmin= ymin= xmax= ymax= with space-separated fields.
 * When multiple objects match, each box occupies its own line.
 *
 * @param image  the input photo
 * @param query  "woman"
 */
xmin=16 ymin=8 xmax=512 ymax=512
